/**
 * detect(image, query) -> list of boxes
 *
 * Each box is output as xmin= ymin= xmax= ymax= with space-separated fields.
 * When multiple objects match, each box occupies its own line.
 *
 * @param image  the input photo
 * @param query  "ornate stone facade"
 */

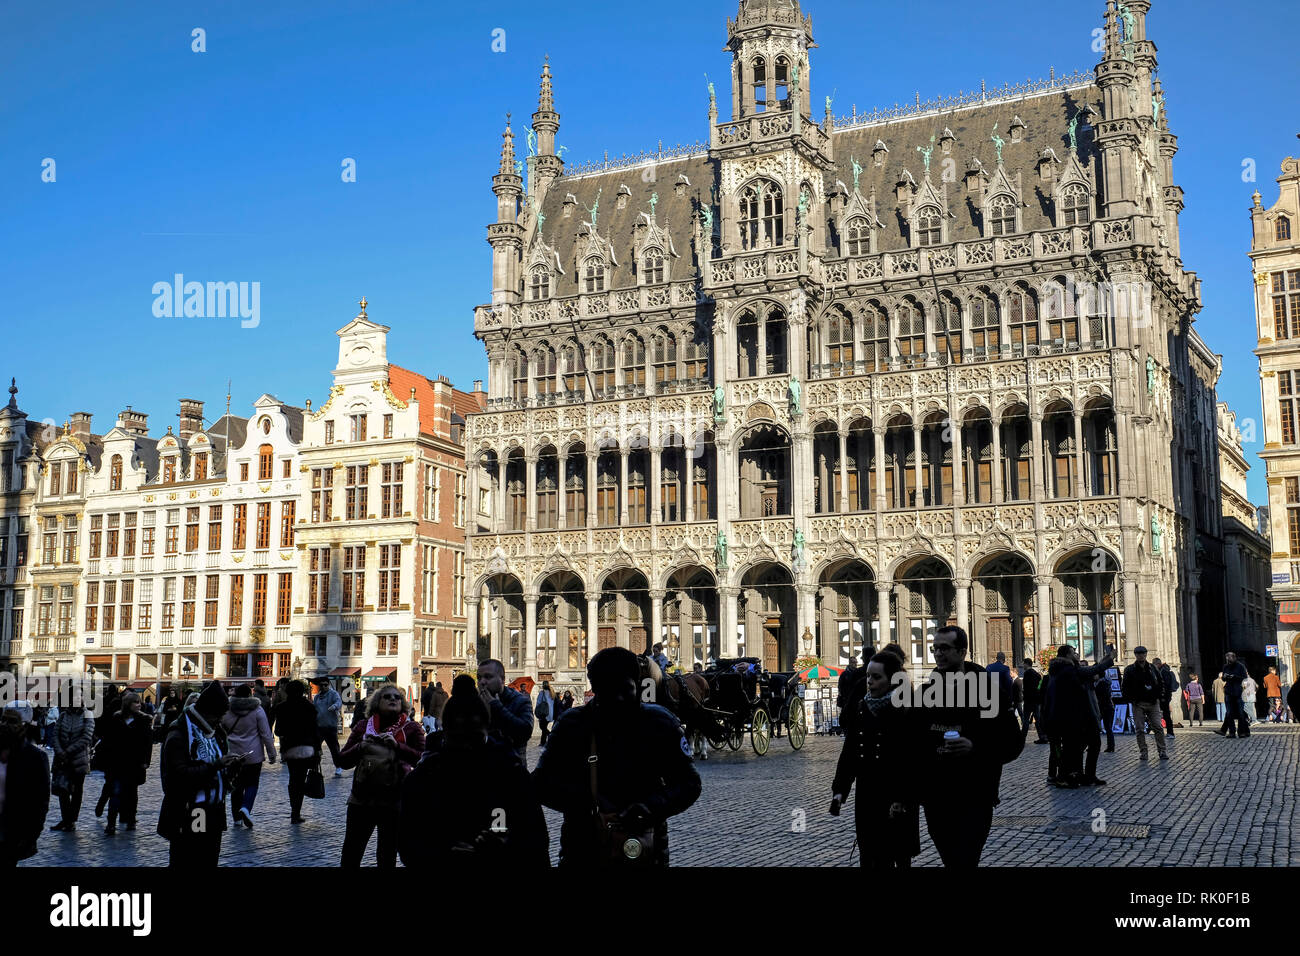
xmin=465 ymin=0 xmax=1217 ymax=685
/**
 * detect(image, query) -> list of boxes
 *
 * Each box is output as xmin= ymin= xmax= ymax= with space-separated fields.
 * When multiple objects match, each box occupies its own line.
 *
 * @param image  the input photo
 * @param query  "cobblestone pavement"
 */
xmin=21 ymin=723 xmax=1298 ymax=867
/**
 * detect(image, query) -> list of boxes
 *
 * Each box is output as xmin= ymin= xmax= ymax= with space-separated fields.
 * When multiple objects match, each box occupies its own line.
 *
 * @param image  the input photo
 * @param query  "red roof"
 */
xmin=386 ymin=365 xmax=484 ymax=439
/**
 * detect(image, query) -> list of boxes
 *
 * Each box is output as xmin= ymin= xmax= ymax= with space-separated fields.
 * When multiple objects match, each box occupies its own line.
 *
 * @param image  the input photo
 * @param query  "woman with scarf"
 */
xmin=337 ymin=684 xmax=425 ymax=867
xmin=156 ymin=681 xmax=239 ymax=867
xmin=273 ymin=680 xmax=320 ymax=825
xmin=96 ymin=692 xmax=152 ymax=834
xmin=49 ymin=698 xmax=95 ymax=832
xmin=221 ymin=684 xmax=277 ymax=828
xmin=829 ymin=649 xmax=922 ymax=867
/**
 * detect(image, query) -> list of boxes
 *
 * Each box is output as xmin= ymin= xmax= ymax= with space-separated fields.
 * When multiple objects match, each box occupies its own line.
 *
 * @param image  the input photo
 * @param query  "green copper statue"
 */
xmin=713 ymin=384 xmax=725 ymax=422
xmin=706 ymin=73 xmax=716 ymax=111
xmin=797 ymin=187 xmax=810 ymax=223
xmin=524 ymin=125 xmax=536 ymax=157
xmin=792 ymin=530 xmax=806 ymax=568
xmin=715 ymin=533 xmax=728 ymax=570
xmin=648 ymin=192 xmax=658 ymax=218
xmin=917 ymin=134 xmax=936 ymax=175
xmin=702 ymin=204 xmax=714 ymax=233
xmin=851 ymin=155 xmax=863 ymax=192
xmin=990 ymin=123 xmax=1006 ymax=165
xmin=1152 ymin=93 xmax=1163 ymax=125
xmin=788 ymin=375 xmax=802 ymax=416
xmin=584 ymin=187 xmax=601 ymax=228
xmin=1150 ymin=514 xmax=1162 ymax=555
xmin=790 ymin=61 xmax=800 ymax=96
xmin=1067 ymin=112 xmax=1081 ymax=154
xmin=1146 ymin=355 xmax=1156 ymax=394
xmin=1118 ymin=3 xmax=1136 ymax=43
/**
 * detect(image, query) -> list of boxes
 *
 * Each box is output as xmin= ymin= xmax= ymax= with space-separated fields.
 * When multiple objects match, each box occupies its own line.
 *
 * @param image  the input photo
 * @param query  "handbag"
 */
xmin=304 ymin=759 xmax=326 ymax=800
xmin=589 ymin=733 xmax=656 ymax=864
xmin=51 ymin=761 xmax=71 ymax=798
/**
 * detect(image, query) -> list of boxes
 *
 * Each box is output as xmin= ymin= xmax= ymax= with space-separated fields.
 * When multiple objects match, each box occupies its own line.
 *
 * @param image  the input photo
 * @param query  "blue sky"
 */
xmin=4 ymin=0 xmax=1297 ymax=503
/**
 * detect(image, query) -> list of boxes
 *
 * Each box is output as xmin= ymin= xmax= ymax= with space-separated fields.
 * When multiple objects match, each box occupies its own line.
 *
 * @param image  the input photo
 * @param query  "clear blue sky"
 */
xmin=4 ymin=0 xmax=1297 ymax=503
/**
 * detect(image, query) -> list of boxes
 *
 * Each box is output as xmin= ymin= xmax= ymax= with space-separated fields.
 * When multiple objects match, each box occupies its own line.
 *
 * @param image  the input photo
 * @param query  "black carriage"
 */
xmin=697 ymin=658 xmax=807 ymax=755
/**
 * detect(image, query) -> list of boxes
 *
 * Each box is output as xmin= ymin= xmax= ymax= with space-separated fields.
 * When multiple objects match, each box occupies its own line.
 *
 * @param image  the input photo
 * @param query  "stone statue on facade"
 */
xmin=715 ymin=533 xmax=728 ymax=570
xmin=850 ymin=155 xmax=863 ymax=192
xmin=792 ymin=529 xmax=806 ymax=569
xmin=1150 ymin=514 xmax=1162 ymax=555
xmin=713 ymin=384 xmax=726 ymax=422
xmin=1067 ymin=112 xmax=1080 ymax=154
xmin=990 ymin=124 xmax=1006 ymax=165
xmin=525 ymin=125 xmax=536 ymax=157
xmin=788 ymin=375 xmax=802 ymax=416
xmin=917 ymin=134 xmax=936 ymax=175
xmin=1146 ymin=355 xmax=1156 ymax=394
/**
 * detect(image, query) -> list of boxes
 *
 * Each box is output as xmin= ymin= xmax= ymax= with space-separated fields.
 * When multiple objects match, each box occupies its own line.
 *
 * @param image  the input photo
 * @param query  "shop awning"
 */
xmin=329 ymin=667 xmax=361 ymax=677
xmin=127 ymin=680 xmax=156 ymax=690
xmin=1279 ymin=601 xmax=1300 ymax=624
xmin=362 ymin=668 xmax=397 ymax=680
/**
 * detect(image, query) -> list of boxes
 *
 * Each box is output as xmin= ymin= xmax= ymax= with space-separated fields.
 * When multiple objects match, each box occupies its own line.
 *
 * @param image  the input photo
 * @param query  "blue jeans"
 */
xmin=231 ymin=762 xmax=263 ymax=818
xmin=1216 ymin=703 xmax=1225 ymax=722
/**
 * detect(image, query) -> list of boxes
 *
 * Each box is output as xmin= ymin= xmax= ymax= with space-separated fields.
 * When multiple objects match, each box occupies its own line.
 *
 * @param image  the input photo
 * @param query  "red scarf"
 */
xmin=365 ymin=712 xmax=411 ymax=745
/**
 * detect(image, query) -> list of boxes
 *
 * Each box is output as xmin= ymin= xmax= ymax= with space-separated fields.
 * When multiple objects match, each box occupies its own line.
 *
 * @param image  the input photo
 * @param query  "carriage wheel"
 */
xmin=726 ymin=724 xmax=744 ymax=751
xmin=751 ymin=707 xmax=771 ymax=756
xmin=786 ymin=697 xmax=807 ymax=750
xmin=706 ymin=726 xmax=729 ymax=751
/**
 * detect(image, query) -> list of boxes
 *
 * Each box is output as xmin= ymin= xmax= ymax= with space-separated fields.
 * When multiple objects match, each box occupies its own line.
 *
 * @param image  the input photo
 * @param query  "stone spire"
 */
xmin=532 ymin=57 xmax=563 ymax=187
xmin=6 ymin=378 xmax=16 ymax=410
xmin=489 ymin=115 xmax=524 ymax=307
xmin=499 ymin=113 xmax=517 ymax=177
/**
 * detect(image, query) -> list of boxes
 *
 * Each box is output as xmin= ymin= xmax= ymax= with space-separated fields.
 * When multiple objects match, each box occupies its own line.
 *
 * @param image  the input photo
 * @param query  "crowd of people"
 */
xmin=831 ymin=634 xmax=1300 ymax=868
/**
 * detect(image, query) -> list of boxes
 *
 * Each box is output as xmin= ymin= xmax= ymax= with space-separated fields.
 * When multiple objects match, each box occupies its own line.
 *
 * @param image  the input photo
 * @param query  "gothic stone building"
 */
xmin=465 ymin=0 xmax=1215 ymax=685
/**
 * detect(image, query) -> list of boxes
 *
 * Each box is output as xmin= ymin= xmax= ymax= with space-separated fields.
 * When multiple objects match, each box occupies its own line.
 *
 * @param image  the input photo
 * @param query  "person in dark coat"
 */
xmin=398 ymin=675 xmax=549 ymax=867
xmin=0 ymin=707 xmax=51 ymax=866
xmin=1043 ymin=647 xmax=1113 ymax=787
xmin=476 ymin=659 xmax=534 ymax=763
xmin=1121 ymin=646 xmax=1169 ymax=759
xmin=1094 ymin=670 xmax=1117 ymax=752
xmin=1020 ymin=659 xmax=1045 ymax=742
xmin=272 ymin=680 xmax=321 ymax=824
xmin=1154 ymin=658 xmax=1178 ymax=737
xmin=830 ymin=649 xmax=921 ymax=867
xmin=533 ymin=647 xmax=702 ymax=867
xmin=1214 ymin=652 xmax=1250 ymax=739
xmin=96 ymin=692 xmax=153 ymax=834
xmin=915 ymin=625 xmax=1021 ymax=867
xmin=157 ymin=681 xmax=239 ymax=867
xmin=49 ymin=702 xmax=94 ymax=832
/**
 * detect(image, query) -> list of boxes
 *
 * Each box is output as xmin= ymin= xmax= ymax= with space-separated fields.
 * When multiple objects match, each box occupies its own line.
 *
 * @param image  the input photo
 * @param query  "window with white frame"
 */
xmin=422 ymin=545 xmax=438 ymax=614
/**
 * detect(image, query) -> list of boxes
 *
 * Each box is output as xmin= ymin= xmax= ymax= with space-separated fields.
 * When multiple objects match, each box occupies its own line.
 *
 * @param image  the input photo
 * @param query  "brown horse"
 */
xmin=637 ymin=656 xmax=714 ymax=757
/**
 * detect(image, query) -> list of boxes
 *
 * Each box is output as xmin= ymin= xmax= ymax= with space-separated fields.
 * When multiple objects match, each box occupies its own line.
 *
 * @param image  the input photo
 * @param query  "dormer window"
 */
xmin=194 ymin=453 xmax=208 ymax=481
xmin=1061 ymin=183 xmax=1091 ymax=227
xmin=258 ymin=444 xmax=273 ymax=481
xmin=529 ymin=267 xmax=550 ymax=301
xmin=740 ymin=179 xmax=784 ymax=250
xmin=844 ymin=216 xmax=870 ymax=256
xmin=583 ymin=257 xmax=605 ymax=293
xmin=916 ymin=206 xmax=943 ymax=247
xmin=989 ymin=195 xmax=1017 ymax=236
xmin=642 ymin=249 xmax=665 ymax=284
xmin=48 ymin=461 xmax=61 ymax=496
xmin=1279 ymin=216 xmax=1293 ymax=242
xmin=163 ymin=458 xmax=176 ymax=483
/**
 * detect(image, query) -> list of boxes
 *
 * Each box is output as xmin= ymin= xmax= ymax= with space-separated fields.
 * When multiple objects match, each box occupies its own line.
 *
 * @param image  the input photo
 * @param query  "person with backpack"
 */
xmin=49 ymin=699 xmax=94 ymax=832
xmin=273 ymin=681 xmax=321 ymax=824
xmin=535 ymin=681 xmax=556 ymax=747
xmin=1184 ymin=673 xmax=1206 ymax=726
xmin=337 ymin=684 xmax=425 ymax=867
xmin=1121 ymin=647 xmax=1168 ymax=760
xmin=220 ymin=684 xmax=277 ymax=829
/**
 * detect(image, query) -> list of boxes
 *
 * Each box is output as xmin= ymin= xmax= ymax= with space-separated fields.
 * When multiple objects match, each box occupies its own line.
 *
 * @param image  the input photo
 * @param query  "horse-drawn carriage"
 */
xmin=692 ymin=658 xmax=808 ymax=755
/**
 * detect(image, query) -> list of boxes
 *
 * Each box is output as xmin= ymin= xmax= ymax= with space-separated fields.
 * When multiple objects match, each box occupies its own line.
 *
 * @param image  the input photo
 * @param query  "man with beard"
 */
xmin=0 ymin=706 xmax=50 ymax=866
xmin=533 ymin=647 xmax=701 ymax=867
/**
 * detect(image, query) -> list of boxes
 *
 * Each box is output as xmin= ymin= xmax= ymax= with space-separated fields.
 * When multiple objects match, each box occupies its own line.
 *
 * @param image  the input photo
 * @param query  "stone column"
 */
xmin=951 ymin=417 xmax=965 ymax=506
xmin=838 ymin=428 xmax=850 ymax=513
xmin=466 ymin=597 xmax=479 ymax=665
xmin=557 ymin=450 xmax=567 ymax=530
xmin=992 ymin=416 xmax=1006 ymax=504
xmin=875 ymin=429 xmax=887 ymax=511
xmin=955 ymin=577 xmax=972 ymax=656
xmin=797 ymin=583 xmax=818 ymax=659
xmin=1122 ymin=573 xmax=1140 ymax=654
xmin=587 ymin=452 xmax=598 ymax=528
xmin=495 ymin=455 xmax=507 ymax=532
xmin=876 ymin=580 xmax=892 ymax=648
xmin=650 ymin=589 xmax=665 ymax=656
xmin=651 ymin=446 xmax=662 ymax=525
xmin=466 ymin=458 xmax=480 ymax=534
xmin=585 ymin=591 xmax=600 ymax=665
xmin=620 ymin=448 xmax=630 ymax=525
xmin=758 ymin=318 xmax=768 ymax=377
xmin=1034 ymin=574 xmax=1053 ymax=655
xmin=720 ymin=587 xmax=739 ymax=658
xmin=525 ymin=453 xmax=538 ymax=532
xmin=1030 ymin=414 xmax=1045 ymax=500
xmin=524 ymin=592 xmax=539 ymax=676
xmin=685 ymin=445 xmax=695 ymax=524
xmin=912 ymin=423 xmax=923 ymax=510
xmin=1072 ymin=410 xmax=1086 ymax=497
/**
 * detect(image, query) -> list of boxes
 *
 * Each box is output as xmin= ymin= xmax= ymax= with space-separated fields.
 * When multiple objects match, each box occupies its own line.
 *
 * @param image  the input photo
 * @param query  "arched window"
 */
xmin=938 ymin=294 xmax=963 ymax=364
xmin=915 ymin=206 xmax=942 ymax=247
xmin=1062 ymin=183 xmax=1091 ymax=227
xmin=590 ymin=338 xmax=615 ymax=396
xmin=561 ymin=341 xmax=585 ymax=396
xmin=511 ymin=349 xmax=529 ymax=403
xmin=529 ymin=266 xmax=550 ymax=301
xmin=583 ymin=257 xmax=605 ymax=294
xmin=1008 ymin=284 xmax=1039 ymax=354
xmin=534 ymin=347 xmax=557 ymax=398
xmin=765 ymin=308 xmax=788 ymax=375
xmin=737 ymin=311 xmax=759 ymax=377
xmin=774 ymin=56 xmax=789 ymax=106
xmin=740 ymin=180 xmax=784 ymax=250
xmin=1086 ymin=403 xmax=1119 ymax=496
xmin=110 ymin=455 xmax=123 ymax=492
xmin=622 ymin=335 xmax=646 ymax=391
xmin=844 ymin=216 xmax=870 ymax=256
xmin=970 ymin=290 xmax=1000 ymax=352
xmin=1044 ymin=279 xmax=1079 ymax=346
xmin=961 ymin=412 xmax=993 ymax=504
xmin=1278 ymin=217 xmax=1293 ymax=242
xmin=752 ymin=57 xmax=767 ymax=112
xmin=896 ymin=299 xmax=926 ymax=368
xmin=989 ymin=195 xmax=1017 ymax=236
xmin=827 ymin=309 xmax=854 ymax=369
xmin=642 ymin=248 xmax=664 ymax=284
xmin=684 ymin=328 xmax=709 ymax=381
xmin=653 ymin=330 xmax=678 ymax=387
xmin=862 ymin=303 xmax=888 ymax=373
xmin=258 ymin=444 xmax=273 ymax=481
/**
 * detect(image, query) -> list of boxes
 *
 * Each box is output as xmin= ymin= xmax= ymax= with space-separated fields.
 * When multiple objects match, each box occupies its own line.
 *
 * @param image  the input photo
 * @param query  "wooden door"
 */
xmin=598 ymin=627 xmax=617 ymax=652
xmin=763 ymin=621 xmax=781 ymax=671
xmin=986 ymin=616 xmax=1013 ymax=664
xmin=629 ymin=626 xmax=647 ymax=655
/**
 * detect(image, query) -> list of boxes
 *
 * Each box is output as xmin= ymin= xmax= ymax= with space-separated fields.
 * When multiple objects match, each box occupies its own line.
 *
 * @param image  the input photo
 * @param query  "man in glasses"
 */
xmin=917 ymin=625 xmax=1020 ymax=867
